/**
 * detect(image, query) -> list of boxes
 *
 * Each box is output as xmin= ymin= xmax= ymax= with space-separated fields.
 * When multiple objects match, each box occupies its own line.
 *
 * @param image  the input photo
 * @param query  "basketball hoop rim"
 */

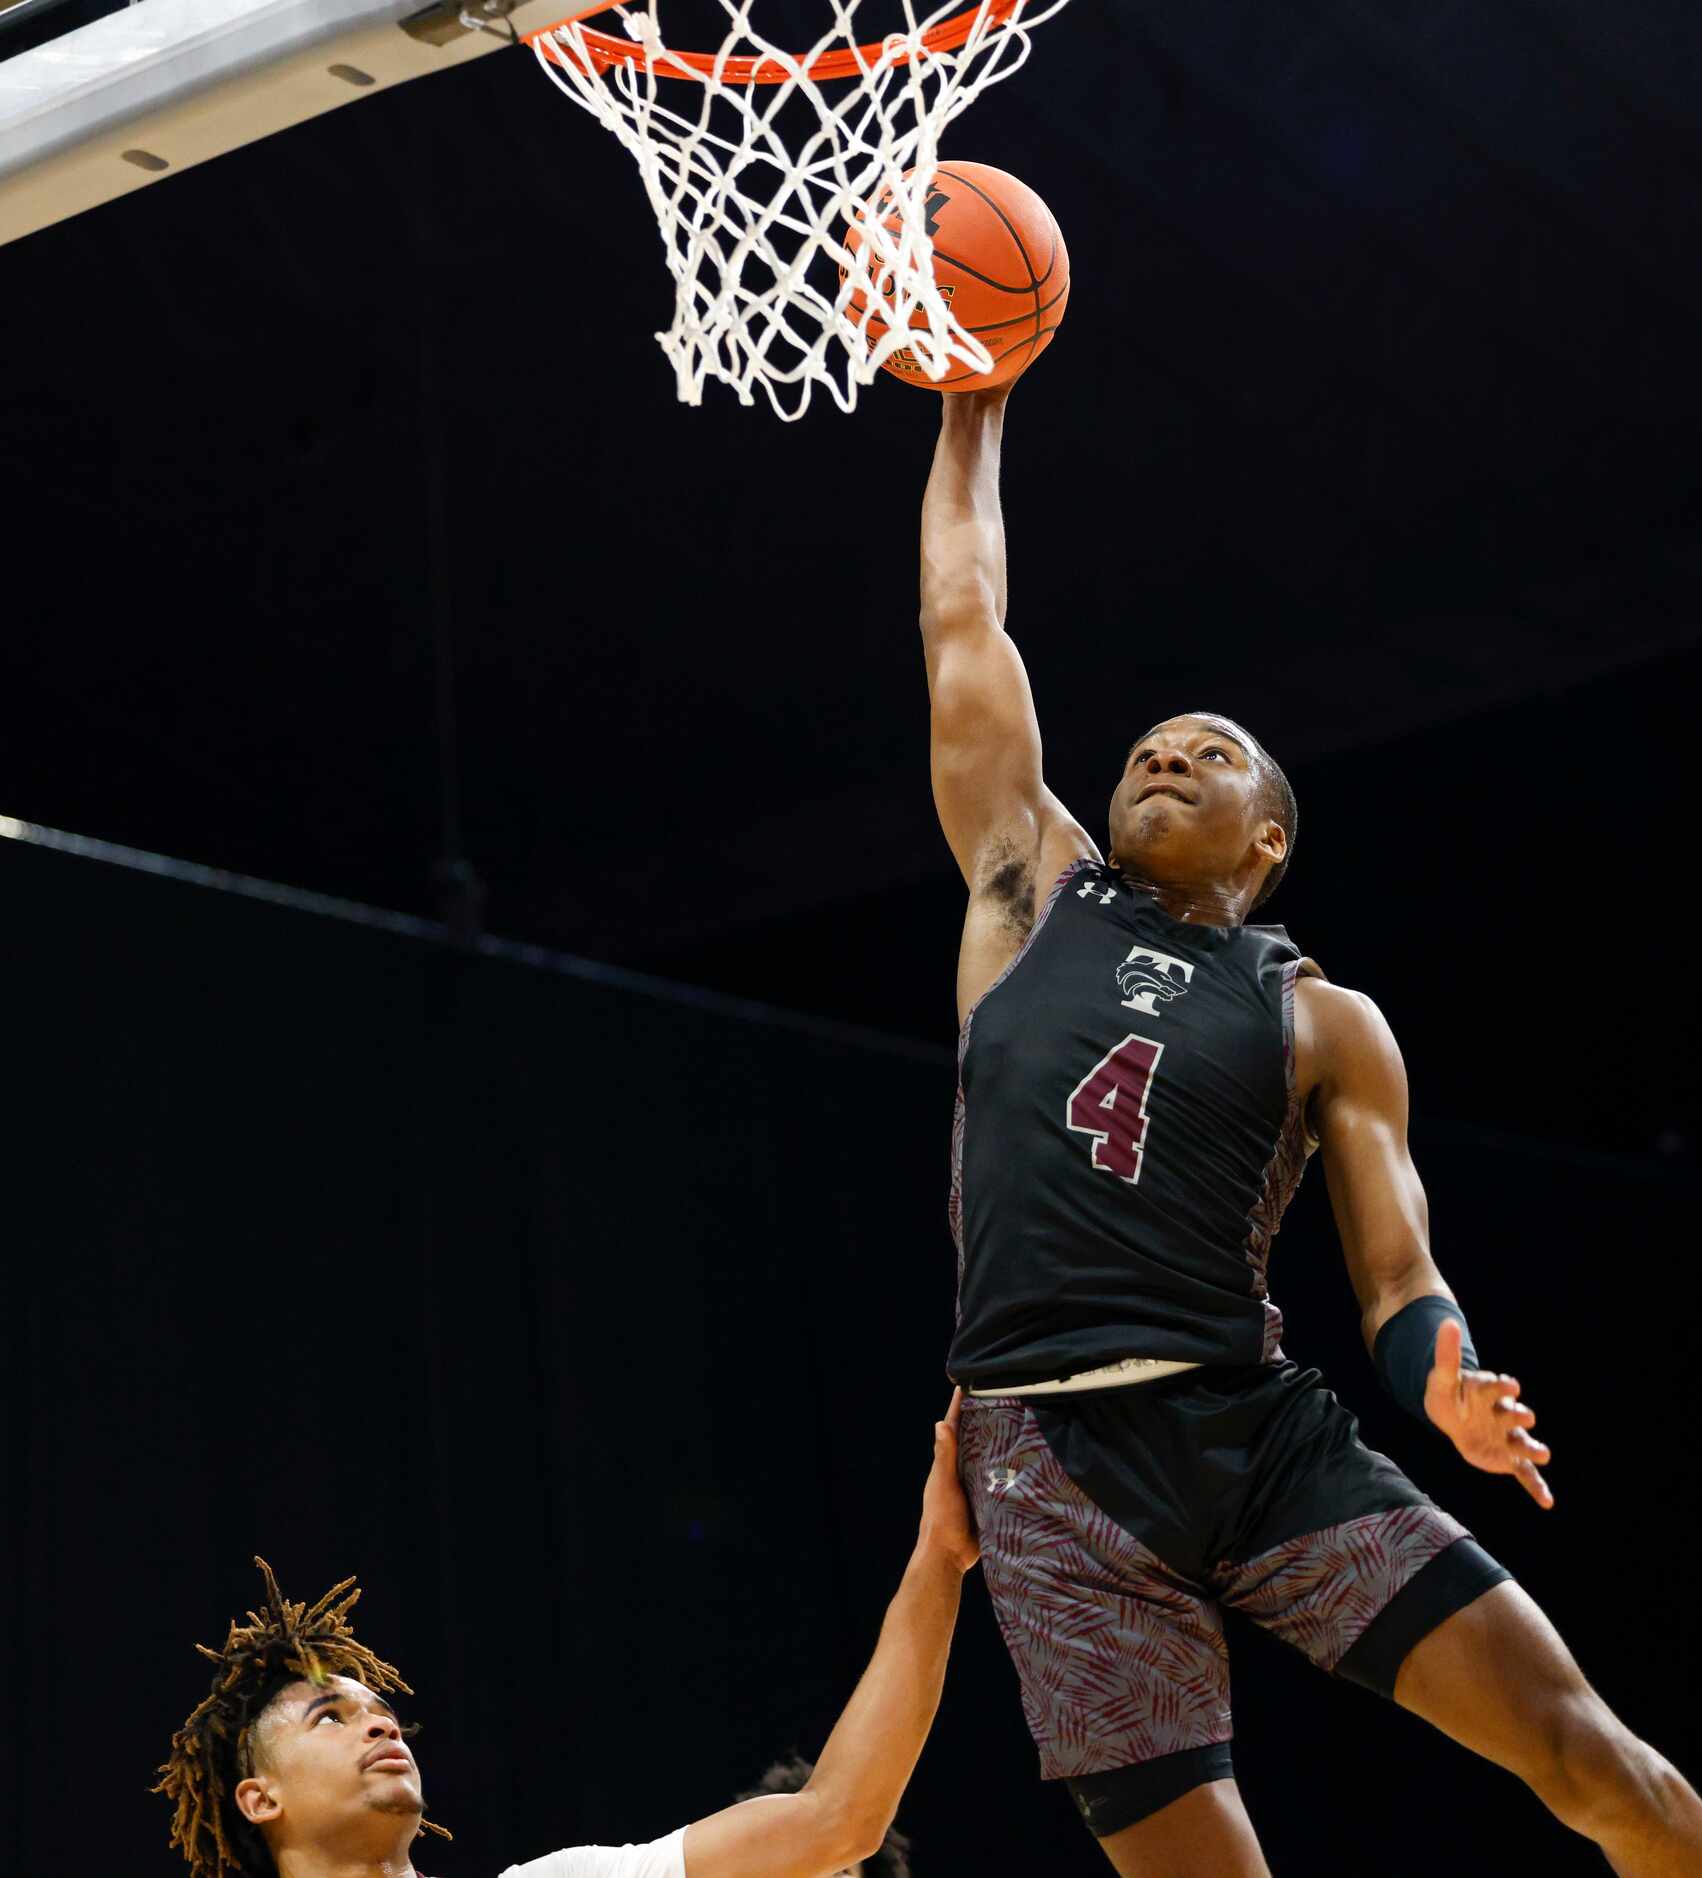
xmin=524 ymin=0 xmax=1023 ymax=85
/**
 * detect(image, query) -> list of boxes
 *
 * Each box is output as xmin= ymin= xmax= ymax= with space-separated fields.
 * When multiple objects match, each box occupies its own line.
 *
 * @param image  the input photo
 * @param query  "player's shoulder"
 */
xmin=1296 ymin=974 xmax=1390 ymax=1034
xmin=1295 ymin=976 xmax=1405 ymax=1091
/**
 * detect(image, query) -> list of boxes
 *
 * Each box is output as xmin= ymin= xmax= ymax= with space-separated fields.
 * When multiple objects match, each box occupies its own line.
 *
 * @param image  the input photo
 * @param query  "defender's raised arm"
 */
xmin=919 ymin=388 xmax=1093 ymax=891
xmin=678 ymin=1394 xmax=978 ymax=1878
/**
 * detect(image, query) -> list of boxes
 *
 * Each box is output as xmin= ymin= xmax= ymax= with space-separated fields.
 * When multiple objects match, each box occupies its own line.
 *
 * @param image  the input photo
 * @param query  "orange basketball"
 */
xmin=844 ymin=161 xmax=1070 ymax=391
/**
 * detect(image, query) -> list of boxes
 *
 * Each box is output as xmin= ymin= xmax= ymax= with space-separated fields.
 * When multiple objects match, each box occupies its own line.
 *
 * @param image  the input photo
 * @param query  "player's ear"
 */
xmin=235 ymin=1774 xmax=282 ymax=1824
xmin=1253 ymin=821 xmax=1286 ymax=868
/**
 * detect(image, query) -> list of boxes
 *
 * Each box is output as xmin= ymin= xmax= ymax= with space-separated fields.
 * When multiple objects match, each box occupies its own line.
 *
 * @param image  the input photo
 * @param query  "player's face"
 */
xmin=1107 ymin=715 xmax=1274 ymax=892
xmin=239 ymin=1674 xmax=424 ymax=1846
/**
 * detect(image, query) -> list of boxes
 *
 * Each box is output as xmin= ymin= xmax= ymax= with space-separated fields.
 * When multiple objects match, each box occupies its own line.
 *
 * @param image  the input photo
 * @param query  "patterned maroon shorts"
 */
xmin=959 ymin=1364 xmax=1495 ymax=1781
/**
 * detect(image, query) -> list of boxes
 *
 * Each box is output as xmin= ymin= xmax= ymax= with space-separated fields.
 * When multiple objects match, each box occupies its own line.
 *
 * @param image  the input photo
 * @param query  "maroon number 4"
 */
xmin=1066 ymin=1034 xmax=1165 ymax=1184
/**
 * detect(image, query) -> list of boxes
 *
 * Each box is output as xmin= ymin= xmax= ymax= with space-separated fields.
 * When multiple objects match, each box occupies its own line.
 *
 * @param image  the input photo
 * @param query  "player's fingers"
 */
xmin=1467 ymin=1369 xmax=1520 ymax=1398
xmin=943 ymin=1385 xmax=964 ymax=1431
xmin=1491 ymin=1397 xmax=1536 ymax=1424
xmin=1515 ymin=1458 xmax=1555 ymax=1508
xmin=1508 ymin=1429 xmax=1550 ymax=1461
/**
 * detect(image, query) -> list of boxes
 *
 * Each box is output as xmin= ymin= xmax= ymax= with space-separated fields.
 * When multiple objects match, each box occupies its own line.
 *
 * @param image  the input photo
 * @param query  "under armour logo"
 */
xmin=987 ymin=1466 xmax=1020 ymax=1494
xmin=1077 ymin=881 xmax=1117 ymax=905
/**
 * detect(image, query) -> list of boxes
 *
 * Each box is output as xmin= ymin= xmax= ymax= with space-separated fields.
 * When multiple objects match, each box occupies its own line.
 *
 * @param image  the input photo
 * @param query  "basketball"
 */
xmin=844 ymin=161 xmax=1070 ymax=391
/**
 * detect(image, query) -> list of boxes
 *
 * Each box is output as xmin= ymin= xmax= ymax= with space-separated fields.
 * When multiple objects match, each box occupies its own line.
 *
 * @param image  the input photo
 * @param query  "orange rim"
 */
xmin=526 ymin=0 xmax=1022 ymax=85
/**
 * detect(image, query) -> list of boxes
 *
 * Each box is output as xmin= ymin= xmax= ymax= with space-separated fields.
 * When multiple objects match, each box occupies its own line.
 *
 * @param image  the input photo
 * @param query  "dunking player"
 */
xmin=917 ymin=383 xmax=1702 ymax=1875
xmin=155 ymin=1399 xmax=976 ymax=1878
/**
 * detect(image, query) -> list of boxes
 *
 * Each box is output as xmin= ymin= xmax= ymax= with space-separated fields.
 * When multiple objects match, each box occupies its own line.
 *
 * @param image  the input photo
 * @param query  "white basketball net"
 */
xmin=529 ymin=0 xmax=1070 ymax=419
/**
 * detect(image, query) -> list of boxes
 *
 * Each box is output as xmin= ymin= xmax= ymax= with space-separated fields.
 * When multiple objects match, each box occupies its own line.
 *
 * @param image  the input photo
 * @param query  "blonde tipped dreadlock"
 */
xmin=155 ymin=1558 xmax=451 ymax=1877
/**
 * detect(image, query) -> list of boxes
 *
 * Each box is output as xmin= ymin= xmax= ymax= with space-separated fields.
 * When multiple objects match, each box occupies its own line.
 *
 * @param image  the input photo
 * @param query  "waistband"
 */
xmin=966 ymin=1355 xmax=1202 ymax=1399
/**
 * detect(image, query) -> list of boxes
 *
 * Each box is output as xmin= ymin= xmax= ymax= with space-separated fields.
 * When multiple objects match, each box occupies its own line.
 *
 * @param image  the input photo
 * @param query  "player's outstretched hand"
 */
xmin=917 ymin=1388 xmax=981 ymax=1572
xmin=1425 ymin=1318 xmax=1554 ymax=1509
xmin=940 ymin=382 xmax=1015 ymax=424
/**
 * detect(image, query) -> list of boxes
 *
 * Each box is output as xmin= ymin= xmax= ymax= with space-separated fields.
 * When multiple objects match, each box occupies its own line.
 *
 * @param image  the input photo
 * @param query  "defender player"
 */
xmin=157 ymin=1398 xmax=976 ymax=1878
xmin=917 ymin=382 xmax=1702 ymax=1876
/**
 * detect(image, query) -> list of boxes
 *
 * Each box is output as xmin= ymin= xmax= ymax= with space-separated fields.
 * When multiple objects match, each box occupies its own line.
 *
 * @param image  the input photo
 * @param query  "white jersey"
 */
xmin=499 ymin=1828 xmax=687 ymax=1878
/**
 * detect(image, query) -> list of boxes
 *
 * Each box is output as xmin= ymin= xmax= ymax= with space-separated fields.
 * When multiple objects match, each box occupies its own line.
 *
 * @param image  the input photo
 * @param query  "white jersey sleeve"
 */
xmin=498 ymin=1827 xmax=688 ymax=1878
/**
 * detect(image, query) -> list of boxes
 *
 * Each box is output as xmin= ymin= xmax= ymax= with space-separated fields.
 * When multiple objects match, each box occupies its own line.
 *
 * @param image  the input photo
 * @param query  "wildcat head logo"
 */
xmin=1115 ymin=947 xmax=1195 ymax=1015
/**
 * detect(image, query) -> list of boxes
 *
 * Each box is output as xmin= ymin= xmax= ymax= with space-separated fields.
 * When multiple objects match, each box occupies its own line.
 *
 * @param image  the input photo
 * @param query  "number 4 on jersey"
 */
xmin=1066 ymin=1034 xmax=1164 ymax=1184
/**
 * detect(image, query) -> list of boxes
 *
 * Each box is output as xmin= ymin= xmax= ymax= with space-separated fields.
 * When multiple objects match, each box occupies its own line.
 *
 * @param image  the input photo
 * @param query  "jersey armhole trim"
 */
xmin=1283 ymin=958 xmax=1324 ymax=1155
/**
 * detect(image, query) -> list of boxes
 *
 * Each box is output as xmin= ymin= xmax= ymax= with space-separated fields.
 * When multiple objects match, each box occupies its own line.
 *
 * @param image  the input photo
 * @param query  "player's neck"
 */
xmin=1116 ymin=867 xmax=1248 ymax=928
xmin=272 ymin=1839 xmax=418 ymax=1878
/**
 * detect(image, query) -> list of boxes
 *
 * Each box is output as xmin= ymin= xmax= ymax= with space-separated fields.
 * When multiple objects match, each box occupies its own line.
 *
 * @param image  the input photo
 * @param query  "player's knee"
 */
xmin=1524 ymin=1697 xmax=1674 ymax=1840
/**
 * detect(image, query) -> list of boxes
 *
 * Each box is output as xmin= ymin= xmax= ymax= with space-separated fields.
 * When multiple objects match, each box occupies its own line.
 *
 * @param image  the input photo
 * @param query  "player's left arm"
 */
xmin=1304 ymin=980 xmax=1554 ymax=1508
xmin=675 ymin=1393 xmax=979 ymax=1878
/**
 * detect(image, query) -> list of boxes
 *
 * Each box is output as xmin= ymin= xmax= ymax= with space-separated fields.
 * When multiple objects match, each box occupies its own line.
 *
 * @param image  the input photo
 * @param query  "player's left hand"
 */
xmin=1425 ymin=1318 xmax=1554 ymax=1509
xmin=917 ymin=1388 xmax=981 ymax=1572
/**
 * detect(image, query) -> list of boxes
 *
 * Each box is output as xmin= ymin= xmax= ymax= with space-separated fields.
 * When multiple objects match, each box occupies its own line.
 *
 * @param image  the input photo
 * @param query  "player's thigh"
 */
xmin=1096 ymin=1779 xmax=1269 ymax=1878
xmin=1394 ymin=1578 xmax=1619 ymax=1783
xmin=959 ymin=1394 xmax=1235 ymax=1779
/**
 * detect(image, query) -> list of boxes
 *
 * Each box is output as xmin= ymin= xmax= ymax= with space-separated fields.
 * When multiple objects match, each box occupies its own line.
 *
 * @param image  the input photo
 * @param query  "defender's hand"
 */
xmin=918 ymin=1388 xmax=980 ymax=1571
xmin=1425 ymin=1318 xmax=1554 ymax=1509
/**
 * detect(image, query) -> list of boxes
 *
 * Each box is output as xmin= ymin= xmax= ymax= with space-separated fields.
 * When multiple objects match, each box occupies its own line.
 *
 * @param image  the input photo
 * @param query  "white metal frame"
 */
xmin=0 ymin=0 xmax=565 ymax=245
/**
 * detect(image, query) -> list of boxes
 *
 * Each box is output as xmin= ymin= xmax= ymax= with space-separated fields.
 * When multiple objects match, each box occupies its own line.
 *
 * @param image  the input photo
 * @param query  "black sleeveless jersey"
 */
xmin=947 ymin=858 xmax=1316 ymax=1388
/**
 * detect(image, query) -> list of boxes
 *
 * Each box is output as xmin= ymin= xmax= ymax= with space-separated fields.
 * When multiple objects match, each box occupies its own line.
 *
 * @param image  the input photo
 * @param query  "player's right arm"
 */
xmin=920 ymin=389 xmax=1096 ymax=1014
xmin=676 ymin=1394 xmax=979 ymax=1878
xmin=1304 ymin=981 xmax=1553 ymax=1509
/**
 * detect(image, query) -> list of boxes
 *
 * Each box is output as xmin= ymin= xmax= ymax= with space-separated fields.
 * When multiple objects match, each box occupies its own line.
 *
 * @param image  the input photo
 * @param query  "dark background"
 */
xmin=4 ymin=0 xmax=1701 ymax=1871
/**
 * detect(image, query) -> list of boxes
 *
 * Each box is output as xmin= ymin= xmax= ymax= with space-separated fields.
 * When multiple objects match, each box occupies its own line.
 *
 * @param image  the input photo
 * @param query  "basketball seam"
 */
xmin=966 ymin=279 xmax=1069 ymax=335
xmin=863 ymin=299 xmax=1065 ymax=364
xmin=927 ymin=250 xmax=1045 ymax=296
xmin=914 ymin=320 xmax=1062 ymax=384
xmin=934 ymin=165 xmax=1058 ymax=290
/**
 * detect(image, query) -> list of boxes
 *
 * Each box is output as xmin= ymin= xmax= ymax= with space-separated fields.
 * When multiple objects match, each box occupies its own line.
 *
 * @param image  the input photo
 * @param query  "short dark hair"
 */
xmin=1169 ymin=711 xmax=1297 ymax=911
xmin=736 ymin=1755 xmax=913 ymax=1876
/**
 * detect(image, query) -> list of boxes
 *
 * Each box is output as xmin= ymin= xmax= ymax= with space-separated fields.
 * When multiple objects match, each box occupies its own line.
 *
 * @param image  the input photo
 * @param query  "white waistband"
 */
xmin=968 ymin=1355 xmax=1202 ymax=1398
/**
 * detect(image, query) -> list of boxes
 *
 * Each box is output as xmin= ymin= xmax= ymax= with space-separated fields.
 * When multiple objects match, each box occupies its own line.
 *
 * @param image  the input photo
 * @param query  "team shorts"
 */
xmin=959 ymin=1362 xmax=1510 ymax=1831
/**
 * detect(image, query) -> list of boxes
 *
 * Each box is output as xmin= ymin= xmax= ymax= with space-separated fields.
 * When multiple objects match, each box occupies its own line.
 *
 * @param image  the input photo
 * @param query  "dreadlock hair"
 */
xmin=1172 ymin=711 xmax=1298 ymax=912
xmin=155 ymin=1557 xmax=451 ymax=1878
xmin=736 ymin=1754 xmax=914 ymax=1876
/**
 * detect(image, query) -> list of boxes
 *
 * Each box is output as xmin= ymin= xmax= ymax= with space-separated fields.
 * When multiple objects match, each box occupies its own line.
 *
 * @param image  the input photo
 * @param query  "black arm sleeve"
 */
xmin=1373 ymin=1295 xmax=1478 ymax=1425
